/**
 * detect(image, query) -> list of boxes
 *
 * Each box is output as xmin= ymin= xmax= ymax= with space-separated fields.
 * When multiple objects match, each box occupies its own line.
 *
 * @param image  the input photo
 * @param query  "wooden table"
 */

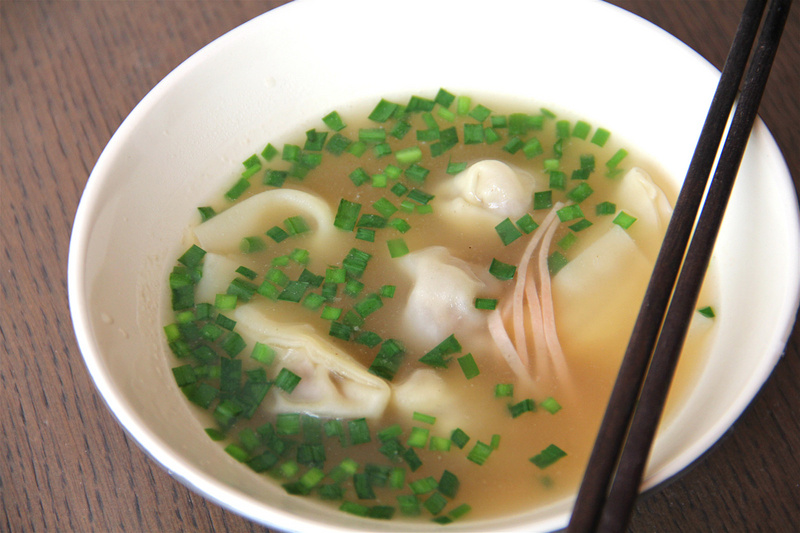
xmin=2 ymin=1 xmax=798 ymax=531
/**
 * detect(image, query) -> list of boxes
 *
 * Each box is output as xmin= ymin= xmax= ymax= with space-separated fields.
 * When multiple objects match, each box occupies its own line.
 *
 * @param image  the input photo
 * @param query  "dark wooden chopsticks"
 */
xmin=567 ymin=0 xmax=794 ymax=531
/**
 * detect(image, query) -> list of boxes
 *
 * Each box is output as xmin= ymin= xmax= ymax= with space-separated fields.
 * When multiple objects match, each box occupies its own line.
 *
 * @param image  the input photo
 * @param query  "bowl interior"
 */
xmin=68 ymin=0 xmax=800 ymax=531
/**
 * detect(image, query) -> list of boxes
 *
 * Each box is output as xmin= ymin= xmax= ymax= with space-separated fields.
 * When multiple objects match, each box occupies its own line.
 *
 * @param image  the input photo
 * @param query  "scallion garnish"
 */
xmin=274 ymin=368 xmax=301 ymax=393
xmin=508 ymin=398 xmax=537 ymax=418
xmin=495 ymin=383 xmax=514 ymax=398
xmin=395 ymin=146 xmax=423 ymax=165
xmin=466 ymin=441 xmax=493 ymax=465
xmin=540 ymin=397 xmax=562 ymax=414
xmin=457 ymin=353 xmax=480 ymax=379
xmin=239 ymin=236 xmax=266 ymax=254
xmin=591 ymin=128 xmax=611 ymax=147
xmin=197 ymin=206 xmax=216 ymax=222
xmin=556 ymin=204 xmax=584 ymax=222
xmin=489 ymin=258 xmax=516 ymax=281
xmin=495 ymin=218 xmax=523 ymax=245
xmin=474 ymin=298 xmax=498 ymax=310
xmin=612 ymin=211 xmax=637 ymax=229
xmin=548 ymin=251 xmax=568 ymax=275
xmin=529 ymin=444 xmax=567 ymax=469
xmin=698 ymin=306 xmax=716 ymax=318
xmin=595 ymin=201 xmax=616 ymax=215
xmin=250 ymin=342 xmax=276 ymax=365
xmin=322 ymin=110 xmax=346 ymax=131
xmin=419 ymin=334 xmax=461 ymax=368
xmin=533 ymin=190 xmax=553 ymax=210
xmin=387 ymin=238 xmax=409 ymax=258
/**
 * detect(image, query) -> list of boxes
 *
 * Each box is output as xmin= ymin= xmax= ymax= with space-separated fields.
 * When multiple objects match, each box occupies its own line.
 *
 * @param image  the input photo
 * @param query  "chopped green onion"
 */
xmin=197 ymin=206 xmax=216 ymax=222
xmin=595 ymin=201 xmax=617 ymax=215
xmin=474 ymin=298 xmax=498 ymax=310
xmin=274 ymin=368 xmax=301 ymax=393
xmin=569 ymin=219 xmax=593 ymax=232
xmin=250 ymin=342 xmax=276 ymax=365
xmin=495 ymin=383 xmax=514 ymax=397
xmin=407 ymin=427 xmax=430 ymax=448
xmin=572 ymin=120 xmax=591 ymax=139
xmin=419 ymin=334 xmax=461 ymax=368
xmin=540 ymin=397 xmax=562 ymax=414
xmin=284 ymin=215 xmax=311 ymax=235
xmin=533 ymin=190 xmax=553 ymax=210
xmin=698 ymin=306 xmax=716 ymax=318
xmin=263 ymin=169 xmax=287 ymax=187
xmin=557 ymin=232 xmax=578 ymax=250
xmin=387 ymin=238 xmax=409 ymax=258
xmin=409 ymin=476 xmax=438 ymax=495
xmin=261 ymin=143 xmax=279 ymax=161
xmin=495 ymin=218 xmax=523 ymax=245
xmin=457 ymin=353 xmax=480 ymax=379
xmin=467 ymin=441 xmax=493 ymax=465
xmin=348 ymin=418 xmax=371 ymax=445
xmin=469 ymin=104 xmax=492 ymax=122
xmin=406 ymin=95 xmax=436 ymax=113
xmin=395 ymin=146 xmax=423 ymax=165
xmin=567 ymin=183 xmax=594 ymax=203
xmin=239 ymin=236 xmax=266 ymax=254
xmin=490 ymin=434 xmax=501 ymax=450
xmin=397 ymin=494 xmax=421 ymax=516
xmin=591 ymin=128 xmax=611 ymax=147
xmin=322 ymin=110 xmax=346 ymax=131
xmin=463 ymin=123 xmax=484 ymax=144
xmin=424 ymin=492 xmax=448 ymax=515
xmin=429 ymin=436 xmax=451 ymax=452
xmin=502 ymin=136 xmax=524 ymax=154
xmin=509 ymin=398 xmax=537 ymax=418
xmin=435 ymin=88 xmax=456 ymax=108
xmin=612 ymin=211 xmax=637 ymax=229
xmin=556 ymin=204 xmax=584 ymax=222
xmin=413 ymin=411 xmax=437 ymax=425
xmin=489 ymin=258 xmax=516 ymax=281
xmin=548 ymin=251 xmax=569 ymax=274
xmin=606 ymin=148 xmax=628 ymax=169
xmin=450 ymin=428 xmax=470 ymax=449
xmin=404 ymin=164 xmax=430 ymax=183
xmin=178 ymin=244 xmax=206 ymax=268
xmin=369 ymin=99 xmax=400 ymax=122
xmin=368 ymin=339 xmax=406 ymax=381
xmin=171 ymin=365 xmax=196 ymax=387
xmin=530 ymin=444 xmax=567 ymax=469
xmin=224 ymin=178 xmax=250 ymax=201
xmin=359 ymin=128 xmax=386 ymax=143
xmin=215 ymin=293 xmax=237 ymax=310
xmin=516 ymin=213 xmax=539 ymax=234
xmin=325 ymin=133 xmax=352 ymax=155
xmin=340 ymin=501 xmax=369 ymax=517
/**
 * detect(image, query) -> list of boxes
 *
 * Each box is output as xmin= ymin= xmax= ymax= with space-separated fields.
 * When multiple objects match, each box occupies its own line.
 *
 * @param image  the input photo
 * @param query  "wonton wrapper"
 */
xmin=192 ymin=188 xmax=347 ymax=264
xmin=552 ymin=225 xmax=650 ymax=367
xmin=435 ymin=160 xmax=539 ymax=231
xmin=233 ymin=304 xmax=391 ymax=420
xmin=390 ymin=369 xmax=476 ymax=435
xmin=397 ymin=246 xmax=489 ymax=352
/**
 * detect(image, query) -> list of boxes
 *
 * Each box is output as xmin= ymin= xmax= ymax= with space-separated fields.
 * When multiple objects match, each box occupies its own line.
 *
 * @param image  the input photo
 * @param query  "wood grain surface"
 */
xmin=1 ymin=1 xmax=798 ymax=531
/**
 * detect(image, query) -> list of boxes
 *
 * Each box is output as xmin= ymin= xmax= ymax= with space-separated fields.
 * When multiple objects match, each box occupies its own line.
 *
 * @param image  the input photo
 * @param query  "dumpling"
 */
xmin=435 ymin=160 xmax=539 ymax=229
xmin=233 ymin=303 xmax=391 ymax=419
xmin=612 ymin=167 xmax=673 ymax=259
xmin=390 ymin=369 xmax=476 ymax=436
xmin=192 ymin=188 xmax=347 ymax=264
xmin=397 ymin=246 xmax=490 ymax=352
xmin=552 ymin=224 xmax=651 ymax=367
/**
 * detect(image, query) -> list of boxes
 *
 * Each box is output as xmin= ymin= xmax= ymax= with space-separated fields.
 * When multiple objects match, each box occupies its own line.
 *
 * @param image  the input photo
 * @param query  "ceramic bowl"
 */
xmin=68 ymin=0 xmax=800 ymax=531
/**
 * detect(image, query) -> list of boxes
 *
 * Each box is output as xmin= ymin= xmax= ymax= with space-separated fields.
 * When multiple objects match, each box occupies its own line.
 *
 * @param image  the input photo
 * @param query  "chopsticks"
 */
xmin=567 ymin=0 xmax=794 ymax=531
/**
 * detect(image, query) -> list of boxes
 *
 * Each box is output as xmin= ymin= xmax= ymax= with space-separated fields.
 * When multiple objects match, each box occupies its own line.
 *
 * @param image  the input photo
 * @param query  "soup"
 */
xmin=164 ymin=90 xmax=716 ymax=524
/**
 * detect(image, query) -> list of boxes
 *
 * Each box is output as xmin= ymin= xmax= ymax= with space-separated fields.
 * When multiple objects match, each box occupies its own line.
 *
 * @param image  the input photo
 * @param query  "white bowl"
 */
xmin=68 ymin=0 xmax=800 ymax=531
